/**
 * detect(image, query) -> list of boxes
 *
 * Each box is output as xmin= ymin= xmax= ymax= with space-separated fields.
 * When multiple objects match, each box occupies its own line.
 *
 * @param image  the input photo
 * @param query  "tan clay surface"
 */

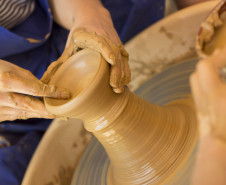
xmin=45 ymin=49 xmax=198 ymax=185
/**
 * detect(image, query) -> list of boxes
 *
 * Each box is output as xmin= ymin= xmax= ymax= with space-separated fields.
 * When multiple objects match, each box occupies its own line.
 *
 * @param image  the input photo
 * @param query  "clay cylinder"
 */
xmin=44 ymin=49 xmax=198 ymax=185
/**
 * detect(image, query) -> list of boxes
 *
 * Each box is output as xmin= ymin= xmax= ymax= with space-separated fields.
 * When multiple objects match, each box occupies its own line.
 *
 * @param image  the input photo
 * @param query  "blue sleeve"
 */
xmin=102 ymin=0 xmax=165 ymax=43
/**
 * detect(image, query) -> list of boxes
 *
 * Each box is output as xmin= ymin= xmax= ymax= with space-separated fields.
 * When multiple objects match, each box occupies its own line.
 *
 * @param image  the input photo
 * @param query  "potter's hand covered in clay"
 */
xmin=42 ymin=0 xmax=130 ymax=93
xmin=0 ymin=60 xmax=70 ymax=122
xmin=190 ymin=48 xmax=226 ymax=185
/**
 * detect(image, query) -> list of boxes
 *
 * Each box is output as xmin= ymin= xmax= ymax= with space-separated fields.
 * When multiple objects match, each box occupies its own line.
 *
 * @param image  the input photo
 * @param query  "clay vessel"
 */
xmin=44 ymin=49 xmax=198 ymax=184
xmin=197 ymin=0 xmax=226 ymax=58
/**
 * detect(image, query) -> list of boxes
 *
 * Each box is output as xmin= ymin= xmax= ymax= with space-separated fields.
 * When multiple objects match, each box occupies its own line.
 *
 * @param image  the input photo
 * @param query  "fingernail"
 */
xmin=109 ymin=53 xmax=116 ymax=64
xmin=113 ymin=86 xmax=124 ymax=94
xmin=110 ymin=74 xmax=119 ymax=88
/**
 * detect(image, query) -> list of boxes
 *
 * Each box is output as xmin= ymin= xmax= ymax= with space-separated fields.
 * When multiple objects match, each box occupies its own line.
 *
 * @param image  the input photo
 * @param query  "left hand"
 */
xmin=190 ymin=48 xmax=226 ymax=143
xmin=42 ymin=7 xmax=130 ymax=93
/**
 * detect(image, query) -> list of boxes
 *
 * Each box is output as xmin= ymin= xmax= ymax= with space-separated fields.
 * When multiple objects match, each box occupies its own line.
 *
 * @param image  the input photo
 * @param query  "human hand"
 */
xmin=0 ymin=60 xmax=70 ymax=122
xmin=190 ymin=48 xmax=226 ymax=143
xmin=41 ymin=7 xmax=130 ymax=93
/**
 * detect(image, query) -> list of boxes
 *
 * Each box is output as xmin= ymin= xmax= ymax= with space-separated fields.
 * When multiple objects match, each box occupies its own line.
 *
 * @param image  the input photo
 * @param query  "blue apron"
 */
xmin=0 ymin=0 xmax=165 ymax=184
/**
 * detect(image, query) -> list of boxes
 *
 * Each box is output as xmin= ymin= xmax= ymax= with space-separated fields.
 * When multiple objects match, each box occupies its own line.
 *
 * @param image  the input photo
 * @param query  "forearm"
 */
xmin=175 ymin=0 xmax=213 ymax=9
xmin=48 ymin=0 xmax=108 ymax=30
xmin=191 ymin=134 xmax=226 ymax=185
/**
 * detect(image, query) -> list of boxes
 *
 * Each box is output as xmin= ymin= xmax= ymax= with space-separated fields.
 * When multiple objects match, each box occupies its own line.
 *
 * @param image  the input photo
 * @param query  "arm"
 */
xmin=44 ymin=0 xmax=130 ymax=93
xmin=190 ymin=48 xmax=226 ymax=185
xmin=191 ymin=134 xmax=226 ymax=185
xmin=175 ymin=0 xmax=213 ymax=9
xmin=48 ymin=0 xmax=106 ymax=30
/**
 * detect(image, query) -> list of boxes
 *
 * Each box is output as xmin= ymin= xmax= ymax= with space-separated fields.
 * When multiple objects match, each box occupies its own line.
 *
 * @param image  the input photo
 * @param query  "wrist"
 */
xmin=73 ymin=4 xmax=110 ymax=28
xmin=49 ymin=0 xmax=109 ymax=30
xmin=199 ymin=133 xmax=226 ymax=160
xmin=192 ymin=133 xmax=226 ymax=185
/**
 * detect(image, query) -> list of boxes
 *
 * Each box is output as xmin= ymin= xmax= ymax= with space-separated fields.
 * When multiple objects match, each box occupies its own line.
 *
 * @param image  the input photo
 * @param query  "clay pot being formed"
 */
xmin=44 ymin=48 xmax=198 ymax=185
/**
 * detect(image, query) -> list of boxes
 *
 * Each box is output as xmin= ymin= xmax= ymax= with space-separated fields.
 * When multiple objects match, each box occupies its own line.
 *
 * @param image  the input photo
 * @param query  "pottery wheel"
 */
xmin=70 ymin=59 xmax=198 ymax=185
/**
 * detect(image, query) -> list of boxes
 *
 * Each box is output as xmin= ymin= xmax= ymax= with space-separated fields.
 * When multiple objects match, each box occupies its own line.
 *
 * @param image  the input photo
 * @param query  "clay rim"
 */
xmin=44 ymin=49 xmax=108 ymax=115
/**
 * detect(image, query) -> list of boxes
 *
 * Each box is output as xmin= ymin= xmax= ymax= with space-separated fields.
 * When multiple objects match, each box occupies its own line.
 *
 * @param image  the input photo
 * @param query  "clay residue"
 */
xmin=197 ymin=0 xmax=226 ymax=58
xmin=203 ymin=15 xmax=226 ymax=55
xmin=159 ymin=26 xmax=173 ymax=39
xmin=26 ymin=38 xmax=41 ymax=43
xmin=128 ymin=46 xmax=197 ymax=91
xmin=7 ymin=93 xmax=17 ymax=106
xmin=25 ymin=96 xmax=33 ymax=103
xmin=45 ymin=166 xmax=75 ymax=185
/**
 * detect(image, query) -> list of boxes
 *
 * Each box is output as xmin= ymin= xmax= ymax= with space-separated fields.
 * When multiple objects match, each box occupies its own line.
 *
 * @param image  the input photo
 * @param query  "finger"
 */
xmin=104 ymin=42 xmax=128 ymax=92
xmin=0 ymin=92 xmax=54 ymax=116
xmin=119 ymin=46 xmax=131 ymax=85
xmin=119 ymin=44 xmax=129 ymax=58
xmin=72 ymin=29 xmax=116 ymax=65
xmin=0 ymin=106 xmax=55 ymax=122
xmin=0 ymin=60 xmax=39 ymax=80
xmin=0 ymin=72 xmax=70 ymax=99
xmin=121 ymin=55 xmax=131 ymax=86
xmin=113 ymin=86 xmax=124 ymax=94
xmin=110 ymin=54 xmax=124 ymax=93
xmin=41 ymin=40 xmax=77 ymax=84
xmin=41 ymin=61 xmax=64 ymax=84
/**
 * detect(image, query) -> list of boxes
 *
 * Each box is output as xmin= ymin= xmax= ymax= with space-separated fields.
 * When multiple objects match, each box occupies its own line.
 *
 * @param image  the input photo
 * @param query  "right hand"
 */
xmin=41 ymin=6 xmax=130 ymax=94
xmin=0 ymin=60 xmax=70 ymax=122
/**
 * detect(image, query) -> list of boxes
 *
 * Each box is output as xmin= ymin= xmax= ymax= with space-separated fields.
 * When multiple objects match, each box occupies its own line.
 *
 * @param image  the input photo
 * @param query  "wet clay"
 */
xmin=203 ymin=13 xmax=226 ymax=55
xmin=197 ymin=0 xmax=226 ymax=58
xmin=45 ymin=49 xmax=198 ymax=185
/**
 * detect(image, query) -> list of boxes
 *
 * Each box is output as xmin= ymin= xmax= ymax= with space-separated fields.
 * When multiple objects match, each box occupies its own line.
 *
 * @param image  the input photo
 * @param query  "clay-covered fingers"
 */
xmin=110 ymin=47 xmax=130 ymax=93
xmin=0 ymin=107 xmax=54 ymax=122
xmin=108 ymin=43 xmax=130 ymax=93
xmin=72 ymin=28 xmax=131 ymax=93
xmin=0 ymin=70 xmax=70 ymax=99
xmin=110 ymin=56 xmax=124 ymax=93
xmin=72 ymin=28 xmax=116 ymax=65
xmin=41 ymin=39 xmax=77 ymax=84
xmin=0 ymin=93 xmax=55 ymax=122
xmin=120 ymin=45 xmax=131 ymax=85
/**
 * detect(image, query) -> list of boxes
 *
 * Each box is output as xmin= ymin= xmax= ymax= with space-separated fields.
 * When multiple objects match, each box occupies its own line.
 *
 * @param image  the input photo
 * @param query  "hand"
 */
xmin=0 ymin=60 xmax=70 ymax=122
xmin=190 ymin=48 xmax=226 ymax=143
xmin=41 ymin=7 xmax=130 ymax=93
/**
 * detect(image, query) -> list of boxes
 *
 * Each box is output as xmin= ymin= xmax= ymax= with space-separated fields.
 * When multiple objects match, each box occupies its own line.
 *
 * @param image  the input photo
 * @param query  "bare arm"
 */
xmin=175 ymin=0 xmax=214 ymax=9
xmin=48 ymin=0 xmax=106 ymax=30
xmin=190 ymin=48 xmax=226 ymax=185
xmin=191 ymin=134 xmax=226 ymax=185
